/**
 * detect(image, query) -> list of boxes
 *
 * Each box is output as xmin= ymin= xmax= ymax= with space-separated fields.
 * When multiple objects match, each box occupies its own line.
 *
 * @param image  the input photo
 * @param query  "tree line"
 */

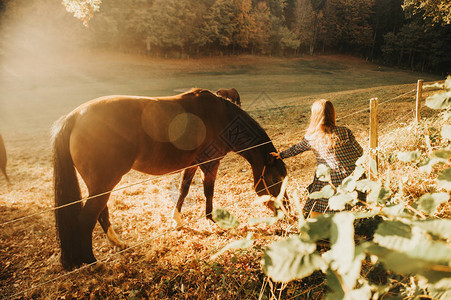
xmin=1 ymin=0 xmax=450 ymax=74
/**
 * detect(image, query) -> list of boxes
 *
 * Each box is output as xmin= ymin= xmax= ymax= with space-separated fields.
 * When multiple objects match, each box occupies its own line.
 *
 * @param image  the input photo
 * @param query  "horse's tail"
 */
xmin=52 ymin=113 xmax=82 ymax=269
xmin=0 ymin=134 xmax=9 ymax=183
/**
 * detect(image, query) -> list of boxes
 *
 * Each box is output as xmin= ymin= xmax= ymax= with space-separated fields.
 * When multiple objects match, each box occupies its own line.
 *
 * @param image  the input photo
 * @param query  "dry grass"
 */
xmin=0 ymin=53 xmax=447 ymax=299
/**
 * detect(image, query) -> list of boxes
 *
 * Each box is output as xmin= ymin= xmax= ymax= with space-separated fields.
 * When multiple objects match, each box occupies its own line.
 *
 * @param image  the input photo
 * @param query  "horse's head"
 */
xmin=253 ymin=153 xmax=289 ymax=213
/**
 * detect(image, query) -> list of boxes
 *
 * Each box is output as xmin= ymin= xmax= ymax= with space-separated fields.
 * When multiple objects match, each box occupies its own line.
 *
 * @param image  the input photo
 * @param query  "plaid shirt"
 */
xmin=280 ymin=126 xmax=363 ymax=213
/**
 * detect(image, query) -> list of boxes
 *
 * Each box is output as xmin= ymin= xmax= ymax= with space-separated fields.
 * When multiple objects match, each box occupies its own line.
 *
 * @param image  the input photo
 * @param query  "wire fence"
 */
xmin=0 ymin=87 xmax=419 ymax=227
xmin=2 ymin=82 xmax=433 ymax=299
xmin=7 ymin=179 xmax=285 ymax=299
xmin=0 ymin=140 xmax=274 ymax=227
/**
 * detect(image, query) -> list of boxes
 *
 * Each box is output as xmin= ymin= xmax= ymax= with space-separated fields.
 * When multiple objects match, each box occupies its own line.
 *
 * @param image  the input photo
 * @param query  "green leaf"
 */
xmin=309 ymin=184 xmax=335 ymax=199
xmin=445 ymin=75 xmax=451 ymax=90
xmin=326 ymin=270 xmax=344 ymax=300
xmin=328 ymin=191 xmax=358 ymax=210
xmin=262 ymin=236 xmax=326 ymax=282
xmin=351 ymin=165 xmax=366 ymax=181
xmin=438 ymin=168 xmax=451 ymax=190
xmin=212 ymin=208 xmax=240 ymax=229
xmin=419 ymin=157 xmax=434 ymax=173
xmin=413 ymin=219 xmax=451 ymax=240
xmin=371 ymin=221 xmax=451 ymax=283
xmin=291 ymin=190 xmax=306 ymax=230
xmin=419 ymin=151 xmax=451 ymax=173
xmin=441 ymin=125 xmax=451 ymax=140
xmin=417 ymin=192 xmax=449 ymax=215
xmin=316 ymin=164 xmax=331 ymax=182
xmin=325 ymin=259 xmax=371 ymax=300
xmin=253 ymin=195 xmax=272 ymax=205
xmin=374 ymin=220 xmax=412 ymax=240
xmin=367 ymin=183 xmax=391 ymax=205
xmin=211 ymin=233 xmax=253 ymax=259
xmin=301 ymin=214 xmax=332 ymax=241
xmin=341 ymin=177 xmax=357 ymax=192
xmin=397 ymin=151 xmax=419 ymax=163
xmin=355 ymin=179 xmax=378 ymax=193
xmin=355 ymin=155 xmax=366 ymax=166
xmin=432 ymin=150 xmax=451 ymax=161
xmin=381 ymin=203 xmax=406 ymax=216
xmin=426 ymin=91 xmax=451 ymax=110
xmin=426 ymin=278 xmax=451 ymax=300
xmin=328 ymin=213 xmax=356 ymax=276
xmin=368 ymin=240 xmax=451 ymax=283
xmin=418 ymin=154 xmax=449 ymax=173
xmin=374 ymin=223 xmax=451 ymax=264
xmin=248 ymin=210 xmax=284 ymax=226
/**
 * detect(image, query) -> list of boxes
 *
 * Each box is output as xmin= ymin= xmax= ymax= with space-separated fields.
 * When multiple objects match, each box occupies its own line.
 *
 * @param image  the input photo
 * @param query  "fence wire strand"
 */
xmin=7 ymin=179 xmax=285 ymax=299
xmin=3 ymin=86 xmax=422 ymax=299
xmin=0 ymin=88 xmax=417 ymax=227
xmin=0 ymin=140 xmax=272 ymax=227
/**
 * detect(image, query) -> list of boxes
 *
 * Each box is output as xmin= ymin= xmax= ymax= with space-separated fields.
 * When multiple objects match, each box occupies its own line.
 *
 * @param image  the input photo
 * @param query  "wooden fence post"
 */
xmin=416 ymin=79 xmax=423 ymax=123
xmin=369 ymin=98 xmax=379 ymax=179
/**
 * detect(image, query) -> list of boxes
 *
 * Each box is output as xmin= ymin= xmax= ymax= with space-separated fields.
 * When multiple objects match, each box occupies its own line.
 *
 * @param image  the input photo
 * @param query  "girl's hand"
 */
xmin=270 ymin=152 xmax=281 ymax=160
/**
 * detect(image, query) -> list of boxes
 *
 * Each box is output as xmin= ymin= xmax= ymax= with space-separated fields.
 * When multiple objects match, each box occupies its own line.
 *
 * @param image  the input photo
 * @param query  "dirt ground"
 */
xmin=0 ymin=53 xmax=443 ymax=299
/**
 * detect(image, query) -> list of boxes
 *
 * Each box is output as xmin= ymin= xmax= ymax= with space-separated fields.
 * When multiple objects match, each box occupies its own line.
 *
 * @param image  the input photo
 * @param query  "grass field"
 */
xmin=0 ymin=52 xmax=444 ymax=299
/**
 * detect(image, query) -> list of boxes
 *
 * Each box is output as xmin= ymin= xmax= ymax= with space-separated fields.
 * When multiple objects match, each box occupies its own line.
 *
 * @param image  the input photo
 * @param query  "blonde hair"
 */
xmin=305 ymin=99 xmax=337 ymax=149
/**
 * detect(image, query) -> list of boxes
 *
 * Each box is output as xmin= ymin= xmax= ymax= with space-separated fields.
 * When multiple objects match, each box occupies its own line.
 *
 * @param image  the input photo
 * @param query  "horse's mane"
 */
xmin=180 ymin=88 xmax=275 ymax=152
xmin=221 ymin=94 xmax=276 ymax=154
xmin=182 ymin=88 xmax=213 ymax=97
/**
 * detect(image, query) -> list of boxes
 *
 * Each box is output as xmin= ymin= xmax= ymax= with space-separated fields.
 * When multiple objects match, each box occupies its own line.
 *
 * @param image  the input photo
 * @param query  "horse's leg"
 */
xmin=98 ymin=206 xmax=127 ymax=249
xmin=172 ymin=166 xmax=198 ymax=228
xmin=200 ymin=162 xmax=219 ymax=221
xmin=1 ymin=168 xmax=9 ymax=184
xmin=78 ymin=191 xmax=113 ymax=265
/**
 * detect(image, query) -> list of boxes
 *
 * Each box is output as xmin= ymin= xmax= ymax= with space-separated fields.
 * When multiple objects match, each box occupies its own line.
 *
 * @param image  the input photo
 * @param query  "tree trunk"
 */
xmin=410 ymin=50 xmax=415 ymax=70
xmin=310 ymin=13 xmax=318 ymax=55
xmin=370 ymin=24 xmax=378 ymax=61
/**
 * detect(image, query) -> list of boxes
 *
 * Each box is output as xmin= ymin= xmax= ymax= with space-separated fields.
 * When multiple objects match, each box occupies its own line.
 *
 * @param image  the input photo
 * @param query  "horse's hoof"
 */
xmin=89 ymin=261 xmax=105 ymax=272
xmin=172 ymin=220 xmax=183 ymax=230
xmin=172 ymin=209 xmax=183 ymax=229
xmin=115 ymin=242 xmax=128 ymax=251
xmin=107 ymin=227 xmax=128 ymax=250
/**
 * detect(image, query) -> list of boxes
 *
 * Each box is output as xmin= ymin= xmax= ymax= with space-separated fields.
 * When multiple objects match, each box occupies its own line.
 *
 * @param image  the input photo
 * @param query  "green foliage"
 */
xmin=416 ymin=193 xmax=449 ymax=215
xmin=216 ymin=78 xmax=451 ymax=298
xmin=62 ymin=0 xmax=101 ymax=26
xmin=397 ymin=150 xmax=419 ymax=162
xmin=403 ymin=0 xmax=451 ymax=25
xmin=437 ymin=168 xmax=451 ymax=191
xmin=248 ymin=210 xmax=284 ymax=226
xmin=262 ymin=236 xmax=326 ymax=282
xmin=59 ymin=0 xmax=450 ymax=72
xmin=211 ymin=233 xmax=253 ymax=259
xmin=441 ymin=125 xmax=451 ymax=140
xmin=309 ymin=184 xmax=334 ymax=199
xmin=316 ymin=163 xmax=331 ymax=182
xmin=426 ymin=76 xmax=451 ymax=110
xmin=212 ymin=208 xmax=240 ymax=229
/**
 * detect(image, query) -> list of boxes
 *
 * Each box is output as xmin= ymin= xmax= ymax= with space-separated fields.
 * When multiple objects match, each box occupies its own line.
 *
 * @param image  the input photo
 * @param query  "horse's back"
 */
xmin=67 ymin=90 xmax=232 ymax=177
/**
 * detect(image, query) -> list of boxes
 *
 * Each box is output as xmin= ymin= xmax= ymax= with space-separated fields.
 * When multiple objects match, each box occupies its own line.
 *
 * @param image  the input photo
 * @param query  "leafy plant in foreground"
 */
xmin=213 ymin=76 xmax=451 ymax=299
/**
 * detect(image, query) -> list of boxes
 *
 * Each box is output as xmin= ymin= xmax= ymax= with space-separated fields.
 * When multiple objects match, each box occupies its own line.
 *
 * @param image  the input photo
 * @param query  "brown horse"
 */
xmin=52 ymin=88 xmax=287 ymax=270
xmin=216 ymin=88 xmax=241 ymax=107
xmin=0 ymin=134 xmax=10 ymax=184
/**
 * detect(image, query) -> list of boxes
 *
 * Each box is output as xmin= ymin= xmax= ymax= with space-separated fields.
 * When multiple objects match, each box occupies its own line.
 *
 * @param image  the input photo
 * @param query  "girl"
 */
xmin=271 ymin=99 xmax=363 ymax=217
